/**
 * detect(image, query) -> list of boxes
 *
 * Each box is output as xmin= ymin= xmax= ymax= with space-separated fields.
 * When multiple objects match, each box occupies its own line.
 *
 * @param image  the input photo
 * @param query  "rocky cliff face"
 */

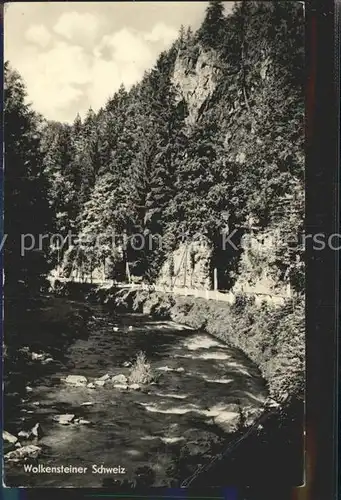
xmin=157 ymin=239 xmax=212 ymax=290
xmin=231 ymin=229 xmax=289 ymax=297
xmin=155 ymin=47 xmax=221 ymax=290
xmin=161 ymin=47 xmax=292 ymax=297
xmin=172 ymin=47 xmax=221 ymax=124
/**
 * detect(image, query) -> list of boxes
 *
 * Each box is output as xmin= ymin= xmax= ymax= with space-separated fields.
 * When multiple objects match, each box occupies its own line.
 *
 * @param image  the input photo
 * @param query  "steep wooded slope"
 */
xmin=42 ymin=1 xmax=304 ymax=295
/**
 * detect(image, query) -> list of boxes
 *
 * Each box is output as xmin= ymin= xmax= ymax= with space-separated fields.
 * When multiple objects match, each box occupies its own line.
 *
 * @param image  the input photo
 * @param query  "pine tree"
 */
xmin=178 ymin=24 xmax=186 ymax=50
xmin=42 ymin=122 xmax=79 ymax=235
xmin=4 ymin=63 xmax=53 ymax=293
xmin=198 ymin=0 xmax=226 ymax=49
xmin=186 ymin=26 xmax=194 ymax=43
xmin=126 ymin=52 xmax=188 ymax=280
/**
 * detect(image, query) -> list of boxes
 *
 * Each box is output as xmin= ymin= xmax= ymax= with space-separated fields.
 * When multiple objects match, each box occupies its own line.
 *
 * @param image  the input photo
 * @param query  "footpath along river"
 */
xmin=5 ymin=304 xmax=267 ymax=487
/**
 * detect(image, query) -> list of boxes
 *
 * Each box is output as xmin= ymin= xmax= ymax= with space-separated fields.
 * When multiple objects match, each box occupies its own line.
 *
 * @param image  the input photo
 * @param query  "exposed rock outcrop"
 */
xmin=157 ymin=238 xmax=212 ymax=290
xmin=172 ymin=48 xmax=221 ymax=124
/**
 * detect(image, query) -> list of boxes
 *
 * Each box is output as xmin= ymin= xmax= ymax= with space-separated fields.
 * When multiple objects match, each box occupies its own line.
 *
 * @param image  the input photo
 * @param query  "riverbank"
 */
xmin=112 ymin=287 xmax=305 ymax=489
xmin=64 ymin=282 xmax=304 ymax=488
xmin=112 ymin=288 xmax=305 ymax=405
xmin=51 ymin=281 xmax=304 ymax=405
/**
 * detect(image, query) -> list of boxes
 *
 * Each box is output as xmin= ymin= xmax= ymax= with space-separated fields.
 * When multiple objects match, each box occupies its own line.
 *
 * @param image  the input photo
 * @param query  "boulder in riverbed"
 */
xmin=113 ymin=384 xmax=128 ymax=390
xmin=98 ymin=374 xmax=110 ymax=381
xmin=53 ymin=414 xmax=75 ymax=425
xmin=87 ymin=382 xmax=96 ymax=389
xmin=111 ymin=374 xmax=128 ymax=384
xmin=42 ymin=357 xmax=54 ymax=365
xmin=3 ymin=431 xmax=18 ymax=445
xmin=3 ymin=431 xmax=18 ymax=453
xmin=94 ymin=380 xmax=106 ymax=387
xmin=31 ymin=423 xmax=42 ymax=438
xmin=74 ymin=418 xmax=91 ymax=425
xmin=129 ymin=384 xmax=141 ymax=391
xmin=18 ymin=430 xmax=31 ymax=439
xmin=31 ymin=352 xmax=45 ymax=361
xmin=64 ymin=375 xmax=87 ymax=386
xmin=5 ymin=444 xmax=41 ymax=462
xmin=17 ymin=424 xmax=42 ymax=440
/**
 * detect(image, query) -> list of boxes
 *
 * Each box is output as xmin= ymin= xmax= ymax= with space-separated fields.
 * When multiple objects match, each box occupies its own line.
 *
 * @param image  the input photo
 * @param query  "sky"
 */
xmin=5 ymin=2 xmax=234 ymax=123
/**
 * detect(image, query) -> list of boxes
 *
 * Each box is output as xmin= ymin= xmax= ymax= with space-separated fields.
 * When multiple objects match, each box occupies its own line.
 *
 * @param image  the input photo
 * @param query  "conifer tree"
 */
xmin=4 ymin=63 xmax=53 ymax=293
xmin=198 ymin=0 xmax=225 ymax=49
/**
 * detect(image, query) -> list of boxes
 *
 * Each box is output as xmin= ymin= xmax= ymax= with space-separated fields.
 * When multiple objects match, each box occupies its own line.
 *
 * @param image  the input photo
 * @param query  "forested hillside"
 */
xmin=5 ymin=1 xmax=305 ymax=295
xmin=40 ymin=1 xmax=304 ymax=293
xmin=4 ymin=62 xmax=53 ymax=294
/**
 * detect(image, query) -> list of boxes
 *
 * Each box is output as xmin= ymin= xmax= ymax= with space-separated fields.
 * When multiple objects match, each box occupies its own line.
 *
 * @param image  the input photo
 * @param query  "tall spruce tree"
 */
xmin=198 ymin=0 xmax=225 ymax=49
xmin=4 ymin=63 xmax=53 ymax=293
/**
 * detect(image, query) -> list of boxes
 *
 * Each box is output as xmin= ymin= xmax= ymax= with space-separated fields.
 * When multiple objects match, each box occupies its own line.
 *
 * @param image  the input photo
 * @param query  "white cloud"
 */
xmin=43 ymin=42 xmax=91 ymax=85
xmin=98 ymin=29 xmax=153 ymax=65
xmin=144 ymin=22 xmax=178 ymax=45
xmin=16 ymin=43 xmax=90 ymax=120
xmin=10 ymin=22 xmax=180 ymax=122
xmin=23 ymin=43 xmax=88 ymax=86
xmin=25 ymin=24 xmax=52 ymax=48
xmin=88 ymin=28 xmax=157 ymax=109
xmin=53 ymin=12 xmax=101 ymax=43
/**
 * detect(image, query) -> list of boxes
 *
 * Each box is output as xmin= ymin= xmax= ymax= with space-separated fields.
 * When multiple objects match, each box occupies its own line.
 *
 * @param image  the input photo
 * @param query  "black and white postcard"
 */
xmin=3 ymin=1 xmax=305 ymax=491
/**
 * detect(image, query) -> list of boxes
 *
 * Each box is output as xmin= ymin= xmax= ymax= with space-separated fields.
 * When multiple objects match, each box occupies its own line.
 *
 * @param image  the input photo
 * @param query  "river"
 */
xmin=5 ymin=303 xmax=267 ymax=488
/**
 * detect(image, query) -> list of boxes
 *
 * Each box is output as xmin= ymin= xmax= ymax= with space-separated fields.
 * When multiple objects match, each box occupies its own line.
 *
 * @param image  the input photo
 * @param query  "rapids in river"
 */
xmin=5 ymin=304 xmax=267 ymax=487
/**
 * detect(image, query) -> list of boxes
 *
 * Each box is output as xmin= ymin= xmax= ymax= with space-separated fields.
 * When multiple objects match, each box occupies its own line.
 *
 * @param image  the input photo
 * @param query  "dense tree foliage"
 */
xmin=4 ymin=63 xmax=53 ymax=293
xmin=8 ymin=1 xmax=304 ymax=294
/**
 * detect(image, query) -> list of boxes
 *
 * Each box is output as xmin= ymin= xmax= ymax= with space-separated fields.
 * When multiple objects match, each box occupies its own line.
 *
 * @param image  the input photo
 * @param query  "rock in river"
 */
xmin=64 ymin=375 xmax=87 ymax=387
xmin=53 ymin=414 xmax=75 ymax=425
xmin=129 ymin=384 xmax=141 ymax=391
xmin=5 ymin=444 xmax=41 ymax=462
xmin=113 ymin=384 xmax=128 ymax=390
xmin=31 ymin=352 xmax=45 ymax=361
xmin=31 ymin=423 xmax=42 ymax=438
xmin=18 ymin=430 xmax=31 ymax=439
xmin=74 ymin=418 xmax=91 ymax=425
xmin=98 ymin=374 xmax=110 ymax=381
xmin=94 ymin=380 xmax=106 ymax=387
xmin=111 ymin=374 xmax=128 ymax=384
xmin=42 ymin=357 xmax=54 ymax=365
xmin=17 ymin=423 xmax=42 ymax=440
xmin=3 ymin=431 xmax=18 ymax=445
xmin=3 ymin=431 xmax=18 ymax=453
